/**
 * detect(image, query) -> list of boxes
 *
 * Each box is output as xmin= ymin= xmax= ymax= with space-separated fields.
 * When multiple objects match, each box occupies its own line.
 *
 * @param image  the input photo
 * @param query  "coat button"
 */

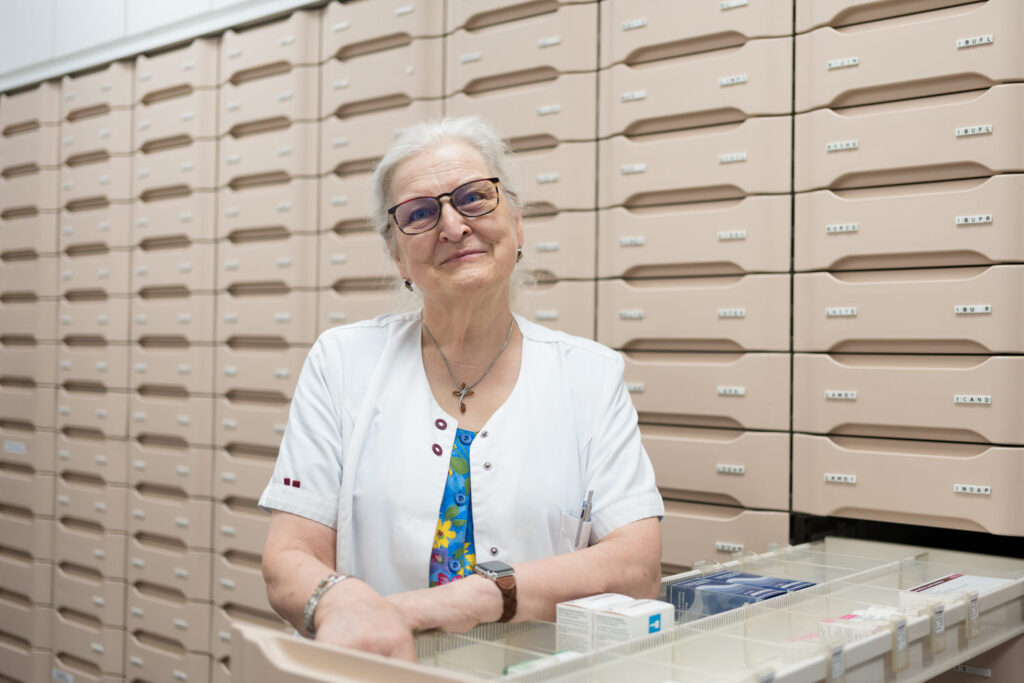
xmin=435 ymin=419 xmax=447 ymax=430
xmin=489 ymin=546 xmax=499 ymax=556
xmin=482 ymin=461 xmax=492 ymax=470
xmin=479 ymin=430 xmax=488 ymax=438
xmin=432 ymin=444 xmax=442 ymax=456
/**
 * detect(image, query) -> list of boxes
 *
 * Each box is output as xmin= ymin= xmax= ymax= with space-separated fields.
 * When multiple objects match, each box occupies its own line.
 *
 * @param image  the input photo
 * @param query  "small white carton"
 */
xmin=594 ymin=599 xmax=675 ymax=648
xmin=555 ymin=593 xmax=634 ymax=652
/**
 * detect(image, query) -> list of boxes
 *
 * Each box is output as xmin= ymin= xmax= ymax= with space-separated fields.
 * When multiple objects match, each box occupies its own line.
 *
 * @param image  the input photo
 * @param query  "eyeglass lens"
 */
xmin=394 ymin=179 xmax=499 ymax=233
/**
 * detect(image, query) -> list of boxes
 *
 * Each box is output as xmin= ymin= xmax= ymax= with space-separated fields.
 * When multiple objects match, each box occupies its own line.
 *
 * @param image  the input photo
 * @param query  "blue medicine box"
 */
xmin=668 ymin=577 xmax=785 ymax=617
xmin=703 ymin=571 xmax=817 ymax=592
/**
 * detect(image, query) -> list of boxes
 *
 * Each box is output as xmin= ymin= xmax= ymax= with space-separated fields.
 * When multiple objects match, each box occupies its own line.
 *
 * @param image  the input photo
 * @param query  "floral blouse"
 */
xmin=429 ymin=428 xmax=477 ymax=585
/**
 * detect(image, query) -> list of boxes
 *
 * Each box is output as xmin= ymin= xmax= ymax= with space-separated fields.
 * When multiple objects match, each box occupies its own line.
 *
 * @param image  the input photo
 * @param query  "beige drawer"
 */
xmin=599 ymin=117 xmax=791 ymax=207
xmin=217 ymin=234 xmax=317 ymax=291
xmin=127 ymin=536 xmax=213 ymax=602
xmin=220 ymin=122 xmax=319 ymax=185
xmin=929 ymin=633 xmax=1024 ymax=683
xmin=0 ymin=384 xmax=56 ymax=429
xmin=1 ymin=125 xmax=61 ymax=171
xmin=447 ymin=72 xmax=597 ymax=145
xmin=129 ymin=393 xmax=215 ymax=446
xmin=210 ymin=604 xmax=288 ymax=661
xmin=51 ymin=653 xmax=123 ymax=683
xmin=0 ymin=298 xmax=58 ymax=342
xmin=126 ymin=584 xmax=211 ymax=653
xmin=0 ymin=642 xmax=50 ymax=683
xmin=515 ymin=142 xmax=596 ymax=212
xmin=0 ymin=554 xmax=51 ymax=605
xmin=55 ymin=475 xmax=127 ymax=532
xmin=601 ymin=0 xmax=792 ymax=67
xmin=134 ymin=88 xmax=218 ymax=148
xmin=598 ymin=196 xmax=791 ymax=278
xmin=128 ymin=440 xmax=215 ymax=499
xmin=644 ymin=425 xmax=789 ymax=510
xmin=321 ymin=38 xmax=443 ymax=118
xmin=57 ymin=344 xmax=128 ymax=389
xmin=447 ymin=0 xmax=590 ymax=32
xmin=212 ymin=552 xmax=271 ymax=613
xmin=794 ymin=434 xmax=1024 ymax=536
xmin=515 ymin=280 xmax=595 ymax=339
xmin=135 ymin=38 xmax=220 ymax=101
xmin=1 ymin=254 xmax=59 ymax=297
xmin=2 ymin=425 xmax=56 ymax=472
xmin=317 ymin=288 xmax=398 ymax=333
xmin=323 ymin=0 xmax=443 ymax=61
xmin=794 ymin=266 xmax=1024 ymax=353
xmin=662 ymin=500 xmax=789 ymax=569
xmin=521 ymin=211 xmax=595 ymax=281
xmin=130 ymin=344 xmax=215 ymax=395
xmin=215 ymin=345 xmax=307 ymax=397
xmin=217 ymin=291 xmax=317 ymax=345
xmin=319 ymin=171 xmax=374 ymax=233
xmin=220 ymin=65 xmax=318 ymax=136
xmin=58 ymin=297 xmax=131 ymax=342
xmin=794 ymin=84 xmax=1024 ymax=192
xmin=796 ymin=0 xmax=985 ymax=33
xmin=53 ymin=519 xmax=127 ymax=578
xmin=0 ymin=465 xmax=54 ymax=517
xmin=61 ymin=62 xmax=134 ymax=115
xmin=319 ymin=229 xmax=396 ymax=285
xmin=2 ymin=212 xmax=59 ymax=254
xmin=212 ymin=496 xmax=271 ymax=556
xmin=59 ymin=250 xmax=131 ymax=296
xmin=133 ymin=140 xmax=218 ymax=197
xmin=447 ymin=4 xmax=597 ymax=95
xmin=0 ymin=507 xmax=54 ymax=559
xmin=60 ymin=201 xmax=132 ymax=250
xmin=133 ymin=241 xmax=216 ymax=293
xmin=56 ymin=432 xmax=128 ymax=484
xmin=623 ymin=351 xmax=790 ymax=431
xmin=60 ymin=109 xmax=133 ymax=160
xmin=320 ymin=100 xmax=442 ymax=175
xmin=0 ymin=593 xmax=50 ymax=649
xmin=60 ymin=156 xmax=133 ymax=204
xmin=793 ymin=353 xmax=1024 ymax=444
xmin=220 ymin=10 xmax=320 ymax=83
xmin=217 ymin=178 xmax=317 ymax=239
xmin=0 ymin=167 xmax=60 ymax=212
xmin=134 ymin=192 xmax=216 ymax=245
xmin=214 ymin=397 xmax=290 ymax=451
xmin=795 ymin=175 xmax=1024 ymax=272
xmin=0 ymin=340 xmax=58 ymax=385
xmin=50 ymin=607 xmax=123 ymax=674
xmin=125 ymin=632 xmax=212 ymax=683
xmin=54 ymin=563 xmax=125 ymax=628
xmin=600 ymin=37 xmax=792 ymax=138
xmin=56 ymin=387 xmax=129 ymax=437
xmin=132 ymin=294 xmax=216 ymax=343
xmin=128 ymin=489 xmax=213 ymax=550
xmin=1 ymin=81 xmax=61 ymax=129
xmin=797 ymin=0 xmax=1023 ymax=111
xmin=597 ymin=276 xmax=790 ymax=352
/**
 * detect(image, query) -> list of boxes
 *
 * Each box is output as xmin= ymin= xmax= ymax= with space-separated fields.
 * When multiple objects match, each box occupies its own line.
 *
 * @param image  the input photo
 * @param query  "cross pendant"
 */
xmin=453 ymin=383 xmax=473 ymax=414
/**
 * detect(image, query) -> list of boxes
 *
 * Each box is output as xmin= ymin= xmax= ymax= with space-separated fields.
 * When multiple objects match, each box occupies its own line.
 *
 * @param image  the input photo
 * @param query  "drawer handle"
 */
xmin=715 ymin=541 xmax=743 ymax=553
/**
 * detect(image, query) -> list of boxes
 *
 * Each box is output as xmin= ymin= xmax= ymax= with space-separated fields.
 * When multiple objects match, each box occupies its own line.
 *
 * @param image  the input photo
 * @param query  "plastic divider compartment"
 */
xmin=214 ymin=397 xmax=291 ymax=451
xmin=1 ymin=425 xmax=56 ymax=472
xmin=219 ymin=121 xmax=319 ymax=184
xmin=58 ymin=250 xmax=130 ymax=296
xmin=61 ymin=62 xmax=134 ymax=114
xmin=621 ymin=351 xmax=790 ymax=432
xmin=793 ymin=354 xmax=1024 ymax=445
xmin=601 ymin=0 xmax=792 ymax=68
xmin=795 ymin=175 xmax=1024 ymax=272
xmin=57 ymin=344 xmax=128 ymax=388
xmin=53 ymin=563 xmax=125 ymax=627
xmin=0 ymin=167 xmax=60 ymax=212
xmin=2 ymin=254 xmax=59 ymax=297
xmin=220 ymin=65 xmax=318 ymax=136
xmin=1 ymin=81 xmax=62 ymax=129
xmin=56 ymin=432 xmax=128 ymax=484
xmin=135 ymin=38 xmax=219 ymax=101
xmin=317 ymin=288 xmax=397 ymax=333
xmin=54 ymin=475 xmax=127 ymax=532
xmin=643 ymin=425 xmax=789 ymax=510
xmin=0 ymin=595 xmax=51 ymax=650
xmin=61 ymin=201 xmax=132 ymax=250
xmin=217 ymin=233 xmax=318 ymax=291
xmin=213 ymin=496 xmax=272 ymax=556
xmin=320 ymin=38 xmax=444 ymax=119
xmin=60 ymin=108 xmax=133 ymax=160
xmin=125 ymin=632 xmax=212 ymax=683
xmin=0 ymin=507 xmax=54 ymax=560
xmin=446 ymin=3 xmax=598 ymax=96
xmin=217 ymin=291 xmax=318 ymax=346
xmin=134 ymin=192 xmax=217 ymax=244
xmin=0 ymin=340 xmax=58 ymax=385
xmin=130 ymin=344 xmax=215 ymax=396
xmin=794 ymin=434 xmax=1024 ymax=536
xmin=794 ymin=265 xmax=1024 ymax=353
xmin=53 ymin=521 xmax=127 ymax=579
xmin=214 ymin=345 xmax=307 ymax=397
xmin=597 ymin=275 xmax=791 ymax=352
xmin=662 ymin=500 xmax=790 ymax=568
xmin=0 ymin=466 xmax=55 ymax=517
xmin=60 ymin=156 xmax=133 ymax=205
xmin=2 ymin=125 xmax=61 ymax=171
xmin=56 ymin=387 xmax=129 ymax=437
xmin=794 ymin=84 xmax=1024 ymax=192
xmin=319 ymin=171 xmax=374 ymax=233
xmin=514 ymin=141 xmax=596 ymax=212
xmin=127 ymin=537 xmax=213 ymax=602
xmin=134 ymin=88 xmax=218 ymax=148
xmin=514 ymin=280 xmax=595 ymax=340
xmin=131 ymin=294 xmax=216 ymax=343
xmin=319 ymin=228 xmax=396 ymax=285
xmin=218 ymin=178 xmax=317 ymax=238
xmin=600 ymin=37 xmax=792 ymax=138
xmin=133 ymin=140 xmax=218 ymax=196
xmin=520 ymin=210 xmax=596 ymax=281
xmin=125 ymin=583 xmax=211 ymax=652
xmin=50 ymin=607 xmax=125 ymax=675
xmin=3 ymin=212 xmax=59 ymax=254
xmin=324 ymin=0 xmax=442 ymax=62
xmin=128 ymin=489 xmax=213 ymax=550
xmin=447 ymin=72 xmax=596 ymax=143
xmin=320 ymin=100 xmax=443 ymax=175
xmin=219 ymin=10 xmax=319 ymax=84
xmin=796 ymin=0 xmax=992 ymax=34
xmin=0 ymin=552 xmax=51 ymax=605
xmin=129 ymin=393 xmax=215 ymax=446
xmin=796 ymin=0 xmax=1024 ymax=112
xmin=129 ymin=439 xmax=214 ymax=499
xmin=599 ymin=118 xmax=792 ymax=208
xmin=213 ymin=553 xmax=275 ymax=614
xmin=133 ymin=241 xmax=216 ymax=293
xmin=0 ymin=384 xmax=56 ymax=429
xmin=58 ymin=297 xmax=130 ymax=341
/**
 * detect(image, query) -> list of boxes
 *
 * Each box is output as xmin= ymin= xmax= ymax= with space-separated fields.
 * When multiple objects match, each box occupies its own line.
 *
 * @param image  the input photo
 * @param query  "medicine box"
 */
xmin=703 ymin=570 xmax=817 ymax=592
xmin=593 ymin=599 xmax=675 ymax=648
xmin=555 ymin=593 xmax=634 ymax=652
xmin=669 ymin=577 xmax=785 ymax=617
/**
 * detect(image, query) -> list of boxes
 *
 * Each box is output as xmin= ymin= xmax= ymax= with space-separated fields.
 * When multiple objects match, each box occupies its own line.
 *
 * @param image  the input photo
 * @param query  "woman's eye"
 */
xmin=459 ymin=192 xmax=481 ymax=205
xmin=409 ymin=206 xmax=433 ymax=222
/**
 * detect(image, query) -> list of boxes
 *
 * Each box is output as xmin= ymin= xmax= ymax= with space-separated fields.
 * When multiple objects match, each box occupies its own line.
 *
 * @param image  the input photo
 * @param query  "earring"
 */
xmin=404 ymin=278 xmax=413 ymax=291
xmin=516 ymin=247 xmax=523 ymax=263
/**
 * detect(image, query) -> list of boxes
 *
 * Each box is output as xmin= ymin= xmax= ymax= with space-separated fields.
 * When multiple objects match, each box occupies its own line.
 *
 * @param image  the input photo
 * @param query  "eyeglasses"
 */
xmin=388 ymin=177 xmax=501 ymax=235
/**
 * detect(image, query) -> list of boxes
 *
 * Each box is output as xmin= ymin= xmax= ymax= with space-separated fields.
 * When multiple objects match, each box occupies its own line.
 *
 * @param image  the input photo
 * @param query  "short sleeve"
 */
xmin=584 ymin=356 xmax=664 ymax=540
xmin=258 ymin=338 xmax=343 ymax=528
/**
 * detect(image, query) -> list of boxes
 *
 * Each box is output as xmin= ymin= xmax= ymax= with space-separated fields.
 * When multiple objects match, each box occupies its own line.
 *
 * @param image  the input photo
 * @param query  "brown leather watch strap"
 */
xmin=495 ymin=573 xmax=517 ymax=623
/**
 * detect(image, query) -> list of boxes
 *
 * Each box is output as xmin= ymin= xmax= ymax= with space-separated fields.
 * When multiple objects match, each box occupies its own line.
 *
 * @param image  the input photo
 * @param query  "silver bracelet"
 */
xmin=303 ymin=572 xmax=351 ymax=636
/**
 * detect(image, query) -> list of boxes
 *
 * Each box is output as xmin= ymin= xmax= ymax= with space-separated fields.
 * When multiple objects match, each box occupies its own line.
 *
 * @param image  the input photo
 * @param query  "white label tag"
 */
xmin=536 ymin=104 xmax=560 ymax=116
xmin=620 ymin=90 xmax=647 ymax=103
xmin=953 ymin=483 xmax=991 ymax=495
xmin=827 ymin=56 xmax=860 ymax=70
xmin=52 ymin=669 xmax=74 ymax=683
xmin=719 ymin=74 xmax=748 ymax=87
xmin=954 ymin=304 xmax=991 ymax=315
xmin=459 ymin=52 xmax=481 ymax=64
xmin=535 ymin=242 xmax=559 ymax=252
xmin=825 ymin=390 xmax=857 ymax=400
xmin=537 ymin=35 xmax=561 ymax=48
xmin=956 ymin=34 xmax=993 ymax=49
xmin=534 ymin=310 xmax=558 ymax=321
xmin=718 ymin=152 xmax=747 ymax=164
xmin=954 ymin=394 xmax=991 ymax=404
xmin=620 ymin=163 xmax=647 ymax=175
xmin=826 ymin=223 xmax=859 ymax=234
xmin=716 ymin=541 xmax=743 ymax=553
xmin=4 ymin=440 xmax=26 ymax=455
xmin=536 ymin=172 xmax=560 ymax=184
xmin=826 ymin=139 xmax=859 ymax=152
xmin=717 ymin=386 xmax=746 ymax=396
xmin=826 ymin=306 xmax=858 ymax=317
xmin=716 ymin=464 xmax=746 ymax=475
xmin=955 ymin=214 xmax=992 ymax=226
xmin=394 ymin=4 xmax=414 ymax=16
xmin=619 ymin=236 xmax=645 ymax=247
xmin=622 ymin=18 xmax=647 ymax=31
xmin=717 ymin=230 xmax=747 ymax=241
xmin=824 ymin=473 xmax=857 ymax=484
xmin=830 ymin=645 xmax=845 ymax=679
xmin=626 ymin=382 xmax=644 ymax=393
xmin=717 ymin=308 xmax=746 ymax=318
xmin=720 ymin=0 xmax=748 ymax=9
xmin=618 ymin=309 xmax=644 ymax=320
xmin=955 ymin=124 xmax=992 ymax=137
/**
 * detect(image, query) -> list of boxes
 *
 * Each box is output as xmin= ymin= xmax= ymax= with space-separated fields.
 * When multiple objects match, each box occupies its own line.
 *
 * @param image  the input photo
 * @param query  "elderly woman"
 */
xmin=259 ymin=116 xmax=663 ymax=661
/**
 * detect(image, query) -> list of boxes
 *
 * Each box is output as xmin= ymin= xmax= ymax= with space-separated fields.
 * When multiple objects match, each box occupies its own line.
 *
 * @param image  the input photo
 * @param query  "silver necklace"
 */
xmin=423 ymin=317 xmax=515 ymax=414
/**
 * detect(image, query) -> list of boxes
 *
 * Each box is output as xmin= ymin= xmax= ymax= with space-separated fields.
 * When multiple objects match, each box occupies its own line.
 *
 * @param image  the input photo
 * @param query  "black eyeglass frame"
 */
xmin=388 ymin=177 xmax=501 ymax=235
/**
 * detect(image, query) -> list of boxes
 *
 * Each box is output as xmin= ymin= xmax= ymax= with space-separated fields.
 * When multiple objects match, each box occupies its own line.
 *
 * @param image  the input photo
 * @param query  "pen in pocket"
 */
xmin=574 ymin=490 xmax=593 ymax=548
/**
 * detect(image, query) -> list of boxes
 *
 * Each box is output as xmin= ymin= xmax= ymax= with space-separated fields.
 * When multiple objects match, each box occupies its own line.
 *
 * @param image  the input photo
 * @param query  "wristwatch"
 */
xmin=473 ymin=560 xmax=517 ymax=623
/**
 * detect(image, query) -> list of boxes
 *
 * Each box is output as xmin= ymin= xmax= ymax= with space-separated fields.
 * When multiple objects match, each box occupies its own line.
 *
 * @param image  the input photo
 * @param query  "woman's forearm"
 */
xmin=263 ymin=546 xmax=338 ymax=635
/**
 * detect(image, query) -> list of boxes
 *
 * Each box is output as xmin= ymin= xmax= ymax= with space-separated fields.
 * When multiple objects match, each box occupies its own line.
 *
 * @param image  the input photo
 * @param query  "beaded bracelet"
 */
xmin=303 ymin=572 xmax=351 ymax=636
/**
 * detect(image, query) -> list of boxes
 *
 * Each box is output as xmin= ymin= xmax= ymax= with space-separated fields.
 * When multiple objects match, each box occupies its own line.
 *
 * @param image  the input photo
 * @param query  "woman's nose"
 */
xmin=437 ymin=198 xmax=469 ymax=239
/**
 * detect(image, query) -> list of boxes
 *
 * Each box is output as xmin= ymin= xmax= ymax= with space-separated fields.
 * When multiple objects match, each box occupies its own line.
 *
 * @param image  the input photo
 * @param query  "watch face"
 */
xmin=475 ymin=560 xmax=514 ymax=576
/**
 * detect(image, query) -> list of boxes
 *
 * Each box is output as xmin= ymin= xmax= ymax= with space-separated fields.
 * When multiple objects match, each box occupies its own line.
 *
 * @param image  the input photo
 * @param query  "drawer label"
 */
xmin=824 ymin=472 xmax=857 ymax=484
xmin=3 ymin=440 xmax=26 ymax=455
xmin=717 ymin=386 xmax=746 ymax=396
xmin=620 ymin=90 xmax=647 ymax=103
xmin=537 ymin=35 xmax=561 ymax=48
xmin=53 ymin=670 xmax=74 ymax=683
xmin=956 ymin=34 xmax=993 ymax=49
xmin=826 ymin=306 xmax=858 ymax=318
xmin=715 ymin=541 xmax=743 ymax=553
xmin=954 ymin=394 xmax=991 ymax=404
xmin=825 ymin=390 xmax=857 ymax=400
xmin=720 ymin=0 xmax=748 ymax=9
xmin=622 ymin=18 xmax=647 ymax=31
xmin=955 ymin=124 xmax=992 ymax=138
xmin=719 ymin=73 xmax=749 ymax=87
xmin=955 ymin=214 xmax=992 ymax=226
xmin=618 ymin=309 xmax=645 ymax=320
xmin=718 ymin=229 xmax=747 ymax=241
xmin=826 ymin=222 xmax=858 ymax=234
xmin=459 ymin=52 xmax=481 ymax=64
xmin=953 ymin=483 xmax=991 ymax=495
xmin=537 ymin=104 xmax=561 ymax=116
xmin=717 ymin=308 xmax=746 ymax=318
xmin=535 ymin=242 xmax=559 ymax=252
xmin=826 ymin=139 xmax=859 ymax=152
xmin=827 ymin=56 xmax=860 ymax=70
xmin=394 ymin=4 xmax=414 ymax=16
xmin=716 ymin=464 xmax=746 ymax=475
xmin=534 ymin=310 xmax=558 ymax=321
xmin=331 ymin=20 xmax=350 ymax=32
xmin=954 ymin=304 xmax=991 ymax=315
xmin=620 ymin=163 xmax=647 ymax=175
xmin=718 ymin=152 xmax=747 ymax=164
xmin=536 ymin=172 xmax=560 ymax=184
xmin=626 ymin=382 xmax=644 ymax=393
xmin=619 ymin=236 xmax=646 ymax=247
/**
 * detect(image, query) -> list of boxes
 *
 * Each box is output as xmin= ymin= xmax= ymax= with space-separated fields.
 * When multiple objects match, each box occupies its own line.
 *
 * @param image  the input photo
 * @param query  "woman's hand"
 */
xmin=313 ymin=578 xmax=418 ymax=661
xmin=388 ymin=575 xmax=502 ymax=633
